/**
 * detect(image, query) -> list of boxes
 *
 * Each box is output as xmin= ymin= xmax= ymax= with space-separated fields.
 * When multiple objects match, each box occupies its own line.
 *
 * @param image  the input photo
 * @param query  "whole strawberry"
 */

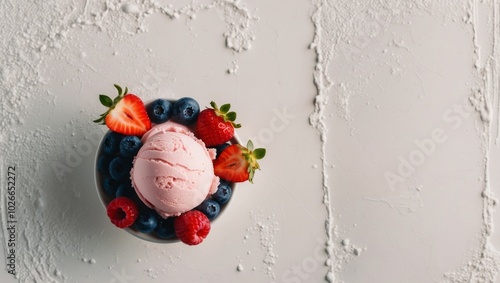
xmin=94 ymin=84 xmax=152 ymax=136
xmin=213 ymin=140 xmax=266 ymax=183
xmin=195 ymin=101 xmax=241 ymax=147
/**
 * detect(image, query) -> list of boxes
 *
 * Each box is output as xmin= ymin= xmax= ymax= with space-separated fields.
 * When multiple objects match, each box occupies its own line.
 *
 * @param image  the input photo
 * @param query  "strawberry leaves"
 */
xmin=99 ymin=95 xmax=113 ymax=107
xmin=94 ymin=84 xmax=128 ymax=125
xmin=211 ymin=101 xmax=241 ymax=128
xmin=240 ymin=140 xmax=266 ymax=183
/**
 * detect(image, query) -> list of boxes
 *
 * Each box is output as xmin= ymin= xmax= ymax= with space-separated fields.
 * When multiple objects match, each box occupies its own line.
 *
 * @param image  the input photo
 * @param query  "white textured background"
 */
xmin=1 ymin=0 xmax=500 ymax=282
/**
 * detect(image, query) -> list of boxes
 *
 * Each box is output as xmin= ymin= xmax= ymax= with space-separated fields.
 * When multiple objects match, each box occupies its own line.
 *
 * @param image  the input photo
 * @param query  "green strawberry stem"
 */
xmin=210 ymin=101 xmax=241 ymax=128
xmin=241 ymin=140 xmax=266 ymax=183
xmin=93 ymin=84 xmax=128 ymax=124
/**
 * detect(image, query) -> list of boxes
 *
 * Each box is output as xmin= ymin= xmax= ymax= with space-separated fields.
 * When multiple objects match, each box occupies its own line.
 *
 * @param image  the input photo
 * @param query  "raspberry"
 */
xmin=106 ymin=197 xmax=138 ymax=228
xmin=174 ymin=210 xmax=211 ymax=245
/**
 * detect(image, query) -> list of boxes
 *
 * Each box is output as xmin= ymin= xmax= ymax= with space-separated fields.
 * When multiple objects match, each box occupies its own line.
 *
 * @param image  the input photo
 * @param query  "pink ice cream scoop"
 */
xmin=131 ymin=121 xmax=219 ymax=218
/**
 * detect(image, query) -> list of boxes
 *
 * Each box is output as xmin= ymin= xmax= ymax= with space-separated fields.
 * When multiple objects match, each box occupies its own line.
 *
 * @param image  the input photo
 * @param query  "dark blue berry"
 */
xmin=155 ymin=217 xmax=176 ymax=239
xmin=134 ymin=210 xmax=158 ymax=234
xmin=103 ymin=176 xmax=119 ymax=196
xmin=213 ymin=143 xmax=230 ymax=159
xmin=172 ymin=97 xmax=200 ymax=125
xmin=147 ymin=99 xmax=173 ymax=124
xmin=116 ymin=182 xmax=136 ymax=199
xmin=119 ymin=136 xmax=142 ymax=157
xmin=196 ymin=199 xmax=220 ymax=220
xmin=213 ymin=180 xmax=232 ymax=205
xmin=97 ymin=154 xmax=112 ymax=174
xmin=103 ymin=132 xmax=124 ymax=155
xmin=109 ymin=156 xmax=132 ymax=181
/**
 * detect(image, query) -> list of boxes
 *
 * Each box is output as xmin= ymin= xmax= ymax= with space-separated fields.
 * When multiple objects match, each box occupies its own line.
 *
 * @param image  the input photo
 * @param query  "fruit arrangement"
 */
xmin=94 ymin=85 xmax=265 ymax=245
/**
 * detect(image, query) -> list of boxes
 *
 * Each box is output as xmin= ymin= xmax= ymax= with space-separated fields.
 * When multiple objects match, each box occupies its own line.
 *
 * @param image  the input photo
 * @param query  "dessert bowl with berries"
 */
xmin=93 ymin=85 xmax=265 ymax=245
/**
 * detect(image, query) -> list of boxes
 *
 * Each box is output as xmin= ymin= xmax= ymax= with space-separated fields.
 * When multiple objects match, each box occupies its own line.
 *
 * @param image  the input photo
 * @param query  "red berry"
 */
xmin=94 ymin=85 xmax=152 ymax=136
xmin=174 ymin=210 xmax=211 ymax=245
xmin=195 ymin=102 xmax=241 ymax=147
xmin=213 ymin=144 xmax=249 ymax=182
xmin=106 ymin=197 xmax=139 ymax=228
xmin=213 ymin=140 xmax=266 ymax=183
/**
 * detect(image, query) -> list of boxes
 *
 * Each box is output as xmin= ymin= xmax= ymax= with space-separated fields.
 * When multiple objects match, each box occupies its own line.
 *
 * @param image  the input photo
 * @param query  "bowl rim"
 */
xmin=94 ymin=118 xmax=241 ymax=244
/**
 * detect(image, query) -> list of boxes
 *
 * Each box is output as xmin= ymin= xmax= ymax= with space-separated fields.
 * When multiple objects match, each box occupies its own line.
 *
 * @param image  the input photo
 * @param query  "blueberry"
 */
xmin=116 ymin=182 xmax=136 ymax=199
xmin=109 ymin=156 xmax=133 ymax=181
xmin=172 ymin=97 xmax=200 ymax=125
xmin=213 ymin=180 xmax=232 ymax=205
xmin=155 ymin=217 xmax=176 ymax=239
xmin=147 ymin=99 xmax=173 ymax=124
xmin=134 ymin=210 xmax=159 ymax=234
xmin=119 ymin=136 xmax=142 ymax=157
xmin=196 ymin=199 xmax=220 ymax=220
xmin=213 ymin=143 xmax=230 ymax=159
xmin=103 ymin=176 xmax=119 ymax=196
xmin=102 ymin=132 xmax=124 ymax=155
xmin=97 ymin=154 xmax=112 ymax=174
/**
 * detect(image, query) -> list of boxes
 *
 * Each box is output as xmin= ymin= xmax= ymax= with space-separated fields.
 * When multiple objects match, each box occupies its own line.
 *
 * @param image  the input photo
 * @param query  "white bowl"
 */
xmin=94 ymin=101 xmax=239 ymax=243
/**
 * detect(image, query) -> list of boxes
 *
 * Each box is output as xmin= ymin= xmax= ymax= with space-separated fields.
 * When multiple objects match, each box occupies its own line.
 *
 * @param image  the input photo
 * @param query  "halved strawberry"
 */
xmin=195 ymin=101 xmax=241 ymax=147
xmin=213 ymin=140 xmax=266 ymax=183
xmin=93 ymin=85 xmax=151 ymax=136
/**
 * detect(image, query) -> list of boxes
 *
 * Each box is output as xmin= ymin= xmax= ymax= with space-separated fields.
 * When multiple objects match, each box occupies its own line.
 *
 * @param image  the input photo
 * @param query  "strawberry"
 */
xmin=174 ymin=210 xmax=211 ymax=245
xmin=195 ymin=101 xmax=241 ymax=147
xmin=213 ymin=140 xmax=266 ymax=183
xmin=94 ymin=84 xmax=151 ymax=136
